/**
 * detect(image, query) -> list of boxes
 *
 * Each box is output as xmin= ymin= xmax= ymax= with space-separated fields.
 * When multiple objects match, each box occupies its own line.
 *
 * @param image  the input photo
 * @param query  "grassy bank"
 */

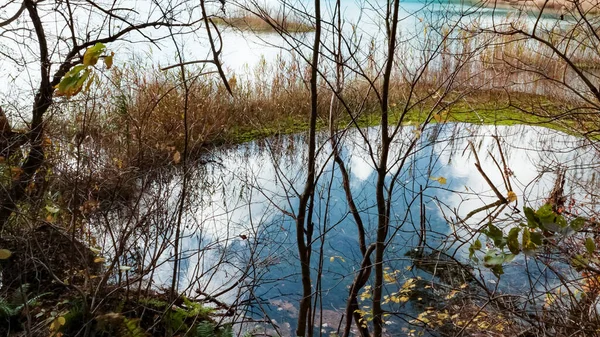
xmin=212 ymin=10 xmax=314 ymax=33
xmin=49 ymin=59 xmax=595 ymax=173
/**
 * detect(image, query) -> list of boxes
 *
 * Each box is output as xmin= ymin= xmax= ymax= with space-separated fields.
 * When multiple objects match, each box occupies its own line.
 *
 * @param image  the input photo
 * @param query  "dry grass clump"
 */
xmin=49 ymin=58 xmax=316 ymax=171
xmin=45 ymin=28 xmax=600 ymax=177
xmin=212 ymin=9 xmax=314 ymax=33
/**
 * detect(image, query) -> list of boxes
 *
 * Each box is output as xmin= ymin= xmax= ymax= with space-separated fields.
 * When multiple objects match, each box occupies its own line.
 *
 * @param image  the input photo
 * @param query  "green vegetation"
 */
xmin=4 ymin=2 xmax=600 ymax=335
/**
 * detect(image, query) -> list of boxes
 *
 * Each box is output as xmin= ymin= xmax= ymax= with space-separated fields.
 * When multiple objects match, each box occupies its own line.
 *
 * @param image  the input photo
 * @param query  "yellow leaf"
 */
xmin=57 ymin=316 xmax=66 ymax=325
xmin=0 ymin=249 xmax=12 ymax=259
xmin=383 ymin=272 xmax=396 ymax=284
xmin=398 ymin=296 xmax=410 ymax=302
xmin=329 ymin=256 xmax=335 ymax=263
xmin=445 ymin=289 xmax=458 ymax=300
xmin=94 ymin=257 xmax=105 ymax=263
xmin=477 ymin=321 xmax=490 ymax=329
xmin=173 ymin=151 xmax=181 ymax=164
xmin=83 ymin=43 xmax=106 ymax=66
xmin=507 ymin=191 xmax=517 ymax=202
xmin=104 ymin=52 xmax=114 ymax=69
xmin=430 ymin=176 xmax=447 ymax=185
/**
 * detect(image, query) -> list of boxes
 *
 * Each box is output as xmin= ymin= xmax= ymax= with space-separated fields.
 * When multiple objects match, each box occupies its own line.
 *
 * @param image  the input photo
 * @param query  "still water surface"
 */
xmin=131 ymin=122 xmax=599 ymax=334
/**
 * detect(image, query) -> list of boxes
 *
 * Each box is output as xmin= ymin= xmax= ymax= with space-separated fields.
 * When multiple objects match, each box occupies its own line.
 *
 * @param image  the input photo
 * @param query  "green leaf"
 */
xmin=45 ymin=205 xmax=60 ymax=214
xmin=486 ymin=223 xmax=505 ymax=248
xmin=484 ymin=251 xmax=515 ymax=267
xmin=469 ymin=239 xmax=482 ymax=260
xmin=586 ymin=237 xmax=596 ymax=255
xmin=507 ymin=227 xmax=521 ymax=255
xmin=530 ymin=231 xmax=543 ymax=246
xmin=503 ymin=253 xmax=516 ymax=263
xmin=484 ymin=251 xmax=504 ymax=266
xmin=65 ymin=64 xmax=87 ymax=76
xmin=570 ymin=217 xmax=586 ymax=231
xmin=83 ymin=42 xmax=106 ymax=66
xmin=524 ymin=207 xmax=539 ymax=228
xmin=571 ymin=254 xmax=589 ymax=270
xmin=490 ymin=264 xmax=504 ymax=277
xmin=536 ymin=204 xmax=562 ymax=232
xmin=522 ymin=229 xmax=539 ymax=256
xmin=55 ymin=73 xmax=81 ymax=96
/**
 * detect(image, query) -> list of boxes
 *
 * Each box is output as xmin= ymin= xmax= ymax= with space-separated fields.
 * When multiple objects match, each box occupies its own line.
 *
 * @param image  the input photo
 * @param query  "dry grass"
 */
xmin=212 ymin=10 xmax=314 ymax=33
xmin=46 ymin=27 xmax=600 ymax=175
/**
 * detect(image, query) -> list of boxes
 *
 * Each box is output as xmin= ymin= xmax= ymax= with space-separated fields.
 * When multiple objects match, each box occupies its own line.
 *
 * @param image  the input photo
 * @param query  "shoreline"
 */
xmin=477 ymin=0 xmax=600 ymax=14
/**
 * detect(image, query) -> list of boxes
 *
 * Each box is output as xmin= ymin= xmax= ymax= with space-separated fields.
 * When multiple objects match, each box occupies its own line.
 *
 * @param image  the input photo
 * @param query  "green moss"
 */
xmin=161 ymin=297 xmax=215 ymax=335
xmin=206 ymin=91 xmax=596 ymax=147
xmin=138 ymin=297 xmax=169 ymax=309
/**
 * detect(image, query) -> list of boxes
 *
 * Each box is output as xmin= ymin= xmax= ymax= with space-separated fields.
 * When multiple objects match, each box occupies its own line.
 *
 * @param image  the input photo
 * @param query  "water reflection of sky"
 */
xmin=143 ymin=122 xmax=599 ymax=333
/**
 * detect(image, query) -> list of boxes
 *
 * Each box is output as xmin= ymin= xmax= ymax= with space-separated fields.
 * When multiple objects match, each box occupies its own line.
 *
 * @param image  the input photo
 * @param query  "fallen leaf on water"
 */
xmin=430 ymin=176 xmax=447 ymax=185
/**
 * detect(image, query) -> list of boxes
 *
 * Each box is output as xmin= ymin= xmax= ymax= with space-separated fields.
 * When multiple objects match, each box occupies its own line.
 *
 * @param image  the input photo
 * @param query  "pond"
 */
xmin=0 ymin=0 xmax=570 ymax=109
xmin=98 ymin=121 xmax=599 ymax=335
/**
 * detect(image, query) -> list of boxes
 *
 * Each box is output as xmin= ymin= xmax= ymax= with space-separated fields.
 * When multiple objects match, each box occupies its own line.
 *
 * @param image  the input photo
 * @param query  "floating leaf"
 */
xmin=445 ymin=289 xmax=459 ymax=300
xmin=383 ymin=272 xmax=396 ymax=284
xmin=119 ymin=265 xmax=132 ymax=271
xmin=94 ymin=257 xmax=105 ymax=263
xmin=0 ymin=249 xmax=12 ymax=259
xmin=430 ymin=176 xmax=447 ymax=185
